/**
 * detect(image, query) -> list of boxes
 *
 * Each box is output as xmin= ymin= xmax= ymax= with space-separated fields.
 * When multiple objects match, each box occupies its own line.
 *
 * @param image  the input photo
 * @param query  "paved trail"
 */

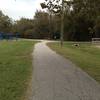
xmin=32 ymin=41 xmax=100 ymax=100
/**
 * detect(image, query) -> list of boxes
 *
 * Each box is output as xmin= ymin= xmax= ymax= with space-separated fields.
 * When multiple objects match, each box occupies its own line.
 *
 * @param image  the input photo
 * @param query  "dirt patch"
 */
xmin=95 ymin=45 xmax=100 ymax=48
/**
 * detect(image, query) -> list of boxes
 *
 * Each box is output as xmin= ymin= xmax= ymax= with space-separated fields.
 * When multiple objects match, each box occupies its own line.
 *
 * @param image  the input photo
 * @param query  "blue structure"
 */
xmin=0 ymin=32 xmax=3 ymax=40
xmin=15 ymin=32 xmax=20 ymax=40
xmin=0 ymin=32 xmax=20 ymax=40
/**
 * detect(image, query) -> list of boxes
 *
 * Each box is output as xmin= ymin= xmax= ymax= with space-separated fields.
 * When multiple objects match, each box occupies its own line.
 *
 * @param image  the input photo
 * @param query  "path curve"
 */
xmin=32 ymin=41 xmax=100 ymax=100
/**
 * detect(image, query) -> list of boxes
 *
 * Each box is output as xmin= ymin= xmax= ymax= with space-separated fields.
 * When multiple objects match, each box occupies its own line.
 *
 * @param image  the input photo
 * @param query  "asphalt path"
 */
xmin=32 ymin=41 xmax=100 ymax=100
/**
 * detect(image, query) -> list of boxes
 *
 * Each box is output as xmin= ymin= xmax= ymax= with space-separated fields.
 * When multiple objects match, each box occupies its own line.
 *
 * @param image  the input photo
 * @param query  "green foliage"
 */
xmin=0 ymin=11 xmax=12 ymax=33
xmin=0 ymin=0 xmax=100 ymax=40
xmin=12 ymin=18 xmax=34 ymax=38
xmin=63 ymin=0 xmax=100 ymax=41
xmin=34 ymin=10 xmax=50 ymax=39
xmin=40 ymin=0 xmax=61 ymax=13
xmin=94 ymin=16 xmax=100 ymax=37
xmin=12 ymin=11 xmax=52 ymax=39
xmin=39 ymin=0 xmax=100 ymax=41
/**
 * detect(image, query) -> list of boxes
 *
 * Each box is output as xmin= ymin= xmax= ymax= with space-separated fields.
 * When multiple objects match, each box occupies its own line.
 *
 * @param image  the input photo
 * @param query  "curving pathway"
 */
xmin=32 ymin=41 xmax=100 ymax=100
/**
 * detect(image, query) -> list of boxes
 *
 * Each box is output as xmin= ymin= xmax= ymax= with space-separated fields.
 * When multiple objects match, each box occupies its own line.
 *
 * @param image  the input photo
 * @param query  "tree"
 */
xmin=40 ymin=0 xmax=74 ymax=44
xmin=40 ymin=0 xmax=61 ymax=14
xmin=12 ymin=18 xmax=34 ymax=38
xmin=63 ymin=0 xmax=100 ymax=41
xmin=94 ymin=16 xmax=100 ymax=38
xmin=40 ymin=0 xmax=62 ymax=40
xmin=33 ymin=10 xmax=50 ymax=39
xmin=0 ymin=11 xmax=12 ymax=33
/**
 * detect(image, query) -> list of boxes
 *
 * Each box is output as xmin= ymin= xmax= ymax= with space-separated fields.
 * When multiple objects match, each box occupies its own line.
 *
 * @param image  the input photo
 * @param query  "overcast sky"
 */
xmin=0 ymin=0 xmax=44 ymax=20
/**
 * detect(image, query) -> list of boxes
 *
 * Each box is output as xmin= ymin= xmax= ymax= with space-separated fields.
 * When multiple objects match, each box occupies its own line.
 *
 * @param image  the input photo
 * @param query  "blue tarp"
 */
xmin=0 ymin=32 xmax=20 ymax=40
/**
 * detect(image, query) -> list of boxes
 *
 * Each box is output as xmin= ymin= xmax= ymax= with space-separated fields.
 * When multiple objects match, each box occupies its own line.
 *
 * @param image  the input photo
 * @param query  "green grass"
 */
xmin=48 ymin=42 xmax=100 ymax=83
xmin=0 ymin=40 xmax=37 ymax=100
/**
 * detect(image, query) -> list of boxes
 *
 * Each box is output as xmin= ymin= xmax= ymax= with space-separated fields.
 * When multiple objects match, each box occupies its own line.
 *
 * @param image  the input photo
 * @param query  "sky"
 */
xmin=0 ymin=0 xmax=44 ymax=20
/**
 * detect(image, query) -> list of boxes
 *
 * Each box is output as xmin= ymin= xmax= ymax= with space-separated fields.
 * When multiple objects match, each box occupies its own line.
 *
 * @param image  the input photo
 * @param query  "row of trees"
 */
xmin=0 ymin=10 xmax=51 ymax=39
xmin=0 ymin=0 xmax=100 ymax=41
xmin=13 ymin=11 xmax=53 ymax=39
xmin=64 ymin=0 xmax=100 ymax=41
xmin=0 ymin=11 xmax=12 ymax=33
xmin=40 ymin=0 xmax=100 ymax=41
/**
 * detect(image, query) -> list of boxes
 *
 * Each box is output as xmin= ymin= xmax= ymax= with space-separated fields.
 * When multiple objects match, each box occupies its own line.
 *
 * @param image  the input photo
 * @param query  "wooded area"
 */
xmin=0 ymin=0 xmax=100 ymax=41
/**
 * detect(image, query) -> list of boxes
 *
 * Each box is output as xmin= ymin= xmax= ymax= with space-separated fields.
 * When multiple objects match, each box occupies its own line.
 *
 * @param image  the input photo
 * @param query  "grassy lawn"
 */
xmin=48 ymin=42 xmax=100 ymax=83
xmin=0 ymin=40 xmax=37 ymax=100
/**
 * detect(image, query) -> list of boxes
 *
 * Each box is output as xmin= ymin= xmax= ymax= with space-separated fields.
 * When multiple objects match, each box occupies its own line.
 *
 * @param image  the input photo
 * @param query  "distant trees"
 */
xmin=12 ymin=18 xmax=34 ymax=38
xmin=12 ymin=10 xmax=52 ymax=39
xmin=64 ymin=0 xmax=97 ymax=41
xmin=40 ymin=0 xmax=61 ymax=40
xmin=39 ymin=0 xmax=100 ymax=41
xmin=33 ymin=10 xmax=50 ymax=39
xmin=94 ymin=16 xmax=100 ymax=38
xmin=50 ymin=0 xmax=100 ymax=41
xmin=0 ymin=0 xmax=100 ymax=41
xmin=0 ymin=11 xmax=12 ymax=33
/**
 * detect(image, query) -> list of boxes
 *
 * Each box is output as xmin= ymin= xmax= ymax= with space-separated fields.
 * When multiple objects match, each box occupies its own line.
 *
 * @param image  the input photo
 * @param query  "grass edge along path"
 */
xmin=0 ymin=40 xmax=37 ymax=100
xmin=48 ymin=42 xmax=100 ymax=83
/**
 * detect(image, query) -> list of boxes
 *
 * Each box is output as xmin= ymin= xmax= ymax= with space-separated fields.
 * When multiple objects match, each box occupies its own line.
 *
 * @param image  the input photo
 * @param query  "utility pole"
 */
xmin=60 ymin=0 xmax=64 ymax=46
xmin=49 ymin=10 xmax=52 ymax=39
